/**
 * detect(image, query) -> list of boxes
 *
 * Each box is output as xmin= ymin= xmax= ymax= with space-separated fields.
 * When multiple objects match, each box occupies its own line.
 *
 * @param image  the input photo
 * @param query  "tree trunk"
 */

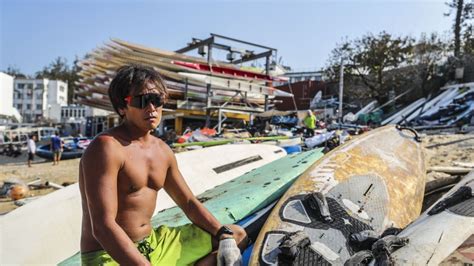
xmin=454 ymin=0 xmax=464 ymax=57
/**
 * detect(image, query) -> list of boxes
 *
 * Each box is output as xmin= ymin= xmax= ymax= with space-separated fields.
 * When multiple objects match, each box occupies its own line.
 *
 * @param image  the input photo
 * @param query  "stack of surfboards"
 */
xmin=0 ymin=144 xmax=286 ymax=265
xmin=249 ymin=125 xmax=427 ymax=265
xmin=59 ymin=148 xmax=325 ymax=265
xmin=75 ymin=38 xmax=292 ymax=112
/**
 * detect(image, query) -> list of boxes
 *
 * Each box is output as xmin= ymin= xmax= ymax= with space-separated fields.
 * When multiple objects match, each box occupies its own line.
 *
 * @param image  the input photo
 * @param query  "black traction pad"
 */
xmin=291 ymin=245 xmax=332 ymax=266
xmin=279 ymin=194 xmax=374 ymax=254
xmin=448 ymin=197 xmax=474 ymax=217
xmin=259 ymin=231 xmax=332 ymax=266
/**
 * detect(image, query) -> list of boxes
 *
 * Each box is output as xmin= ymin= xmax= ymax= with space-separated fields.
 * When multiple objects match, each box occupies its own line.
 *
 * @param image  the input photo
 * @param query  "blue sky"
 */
xmin=1 ymin=0 xmax=453 ymax=76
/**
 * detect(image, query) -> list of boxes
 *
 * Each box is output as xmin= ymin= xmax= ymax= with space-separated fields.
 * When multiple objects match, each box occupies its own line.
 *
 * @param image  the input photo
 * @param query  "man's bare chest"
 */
xmin=118 ymin=149 xmax=168 ymax=192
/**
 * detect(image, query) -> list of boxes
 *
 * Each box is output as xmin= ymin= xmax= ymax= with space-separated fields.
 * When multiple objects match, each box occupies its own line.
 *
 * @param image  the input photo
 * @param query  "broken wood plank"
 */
xmin=427 ymin=166 xmax=473 ymax=175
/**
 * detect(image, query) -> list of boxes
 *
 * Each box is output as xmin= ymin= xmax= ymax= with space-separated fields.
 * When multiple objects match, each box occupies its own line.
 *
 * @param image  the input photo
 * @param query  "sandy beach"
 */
xmin=0 ymin=153 xmax=80 ymax=214
xmin=1 ymin=132 xmax=473 ymax=214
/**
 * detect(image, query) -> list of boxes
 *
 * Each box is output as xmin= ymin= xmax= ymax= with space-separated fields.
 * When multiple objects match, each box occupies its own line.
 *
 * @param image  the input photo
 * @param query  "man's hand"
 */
xmin=217 ymin=238 xmax=242 ymax=266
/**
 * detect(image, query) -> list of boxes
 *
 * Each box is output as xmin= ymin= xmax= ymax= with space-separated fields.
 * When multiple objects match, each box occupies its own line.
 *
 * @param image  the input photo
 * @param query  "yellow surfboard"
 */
xmin=249 ymin=125 xmax=426 ymax=265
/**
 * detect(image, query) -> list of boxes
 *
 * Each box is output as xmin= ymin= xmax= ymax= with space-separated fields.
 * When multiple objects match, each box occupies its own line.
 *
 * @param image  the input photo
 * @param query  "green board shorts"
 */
xmin=81 ymin=224 xmax=212 ymax=266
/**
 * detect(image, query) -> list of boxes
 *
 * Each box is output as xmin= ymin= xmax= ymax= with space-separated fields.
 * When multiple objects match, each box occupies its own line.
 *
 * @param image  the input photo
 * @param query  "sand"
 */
xmin=0 ymin=153 xmax=80 ymax=214
xmin=1 ymin=132 xmax=473 ymax=214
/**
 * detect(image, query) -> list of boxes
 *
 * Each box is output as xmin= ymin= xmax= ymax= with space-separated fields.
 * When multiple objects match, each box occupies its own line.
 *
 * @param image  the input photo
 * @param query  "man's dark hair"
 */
xmin=108 ymin=64 xmax=168 ymax=118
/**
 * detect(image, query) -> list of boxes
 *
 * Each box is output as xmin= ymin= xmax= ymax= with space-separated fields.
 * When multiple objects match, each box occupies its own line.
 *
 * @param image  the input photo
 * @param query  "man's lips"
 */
xmin=145 ymin=113 xmax=158 ymax=121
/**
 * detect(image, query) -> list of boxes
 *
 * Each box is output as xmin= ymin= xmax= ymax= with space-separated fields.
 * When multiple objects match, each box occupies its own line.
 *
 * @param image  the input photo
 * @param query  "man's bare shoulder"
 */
xmin=154 ymin=136 xmax=173 ymax=156
xmin=81 ymin=131 xmax=125 ymax=165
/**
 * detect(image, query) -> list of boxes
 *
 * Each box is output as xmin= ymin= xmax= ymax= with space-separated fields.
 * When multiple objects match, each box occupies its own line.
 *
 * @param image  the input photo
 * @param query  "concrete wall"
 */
xmin=0 ymin=72 xmax=14 ymax=117
xmin=275 ymin=80 xmax=330 ymax=111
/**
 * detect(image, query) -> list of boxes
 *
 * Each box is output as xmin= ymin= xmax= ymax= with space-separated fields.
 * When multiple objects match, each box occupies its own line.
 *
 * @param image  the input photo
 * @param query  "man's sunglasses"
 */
xmin=124 ymin=94 xmax=164 ymax=109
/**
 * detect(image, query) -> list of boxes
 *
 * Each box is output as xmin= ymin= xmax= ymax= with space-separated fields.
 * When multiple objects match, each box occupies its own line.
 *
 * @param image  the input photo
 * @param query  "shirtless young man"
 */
xmin=79 ymin=65 xmax=247 ymax=265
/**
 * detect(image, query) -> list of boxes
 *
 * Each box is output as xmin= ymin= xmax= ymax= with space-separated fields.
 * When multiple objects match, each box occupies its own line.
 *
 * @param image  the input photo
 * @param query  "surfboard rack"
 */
xmin=395 ymin=124 xmax=422 ymax=142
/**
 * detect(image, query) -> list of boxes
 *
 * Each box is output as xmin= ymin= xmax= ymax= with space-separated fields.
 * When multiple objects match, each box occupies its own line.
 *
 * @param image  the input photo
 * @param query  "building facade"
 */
xmin=60 ymin=105 xmax=112 ymax=136
xmin=0 ymin=72 xmax=22 ymax=123
xmin=13 ymin=78 xmax=68 ymax=123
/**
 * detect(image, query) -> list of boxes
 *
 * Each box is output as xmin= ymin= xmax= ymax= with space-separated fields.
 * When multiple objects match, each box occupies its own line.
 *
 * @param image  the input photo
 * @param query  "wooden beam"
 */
xmin=175 ymin=116 xmax=183 ymax=135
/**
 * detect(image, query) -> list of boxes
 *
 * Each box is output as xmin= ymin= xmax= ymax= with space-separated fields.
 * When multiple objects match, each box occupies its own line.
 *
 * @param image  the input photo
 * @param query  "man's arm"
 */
xmin=162 ymin=144 xmax=222 ymax=237
xmin=81 ymin=136 xmax=150 ymax=265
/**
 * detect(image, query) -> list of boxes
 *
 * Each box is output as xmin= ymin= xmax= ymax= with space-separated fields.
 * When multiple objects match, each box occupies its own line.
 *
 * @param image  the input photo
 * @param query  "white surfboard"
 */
xmin=178 ymin=72 xmax=294 ymax=97
xmin=386 ymin=171 xmax=474 ymax=265
xmin=0 ymin=144 xmax=285 ymax=265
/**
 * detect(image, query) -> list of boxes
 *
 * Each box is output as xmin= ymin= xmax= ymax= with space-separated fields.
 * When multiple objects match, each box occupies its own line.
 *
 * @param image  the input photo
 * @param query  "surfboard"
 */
xmin=249 ymin=125 xmax=426 ymax=265
xmin=171 ymin=135 xmax=292 ymax=148
xmin=59 ymin=148 xmax=324 ymax=265
xmin=386 ymin=171 xmax=474 ymax=265
xmin=171 ymin=60 xmax=285 ymax=82
xmin=0 ymin=144 xmax=286 ymax=265
xmin=179 ymin=72 xmax=293 ymax=97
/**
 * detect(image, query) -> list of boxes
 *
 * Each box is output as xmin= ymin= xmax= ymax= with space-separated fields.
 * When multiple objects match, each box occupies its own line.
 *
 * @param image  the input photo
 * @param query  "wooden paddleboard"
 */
xmin=249 ymin=125 xmax=426 ymax=265
xmin=0 ymin=144 xmax=285 ymax=265
xmin=388 ymin=171 xmax=474 ymax=265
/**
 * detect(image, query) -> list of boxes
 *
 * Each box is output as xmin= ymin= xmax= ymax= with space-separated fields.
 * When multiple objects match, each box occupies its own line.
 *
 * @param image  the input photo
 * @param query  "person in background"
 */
xmin=27 ymin=135 xmax=37 ymax=167
xmin=51 ymin=133 xmax=63 ymax=165
xmin=304 ymin=110 xmax=317 ymax=137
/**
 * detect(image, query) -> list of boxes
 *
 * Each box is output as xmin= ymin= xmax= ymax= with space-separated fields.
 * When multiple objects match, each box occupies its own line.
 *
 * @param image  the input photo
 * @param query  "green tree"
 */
xmin=445 ymin=0 xmax=473 ymax=57
xmin=36 ymin=56 xmax=80 ymax=103
xmin=463 ymin=24 xmax=474 ymax=54
xmin=407 ymin=33 xmax=448 ymax=95
xmin=4 ymin=65 xmax=28 ymax=78
xmin=325 ymin=32 xmax=414 ymax=102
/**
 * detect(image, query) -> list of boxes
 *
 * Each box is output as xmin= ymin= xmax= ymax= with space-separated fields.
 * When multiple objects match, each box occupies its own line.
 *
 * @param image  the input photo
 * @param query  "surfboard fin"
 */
xmin=304 ymin=192 xmax=333 ymax=223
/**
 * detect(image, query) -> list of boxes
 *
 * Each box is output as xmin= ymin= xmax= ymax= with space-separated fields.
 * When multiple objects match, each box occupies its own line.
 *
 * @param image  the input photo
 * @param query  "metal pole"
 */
xmin=288 ymin=82 xmax=298 ymax=111
xmin=205 ymin=44 xmax=213 ymax=127
xmin=338 ymin=57 xmax=344 ymax=122
xmin=184 ymin=78 xmax=189 ymax=100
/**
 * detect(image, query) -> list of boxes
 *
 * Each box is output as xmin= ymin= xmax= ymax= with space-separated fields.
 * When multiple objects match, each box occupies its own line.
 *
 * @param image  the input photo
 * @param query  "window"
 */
xmin=61 ymin=110 xmax=65 ymax=117
xmin=26 ymin=104 xmax=31 ymax=109
xmin=73 ymin=109 xmax=77 ymax=117
xmin=60 ymin=86 xmax=65 ymax=92
xmin=36 ymin=104 xmax=42 ymax=109
xmin=36 ymin=92 xmax=42 ymax=99
xmin=27 ymin=84 xmax=33 ymax=89
xmin=60 ymin=96 xmax=65 ymax=102
xmin=17 ymin=84 xmax=25 ymax=89
xmin=35 ymin=84 xmax=44 ymax=90
xmin=82 ymin=109 xmax=85 ymax=117
xmin=17 ymin=104 xmax=22 ymax=109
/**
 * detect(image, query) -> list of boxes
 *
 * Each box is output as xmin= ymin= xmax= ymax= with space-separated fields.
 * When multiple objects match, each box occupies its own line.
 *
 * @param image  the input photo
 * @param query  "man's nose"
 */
xmin=145 ymin=101 xmax=157 ymax=110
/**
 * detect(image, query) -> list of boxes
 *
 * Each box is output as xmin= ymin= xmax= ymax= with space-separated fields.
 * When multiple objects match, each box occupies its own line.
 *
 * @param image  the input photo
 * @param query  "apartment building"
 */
xmin=0 ymin=72 xmax=22 ymax=123
xmin=13 ymin=78 xmax=68 ymax=123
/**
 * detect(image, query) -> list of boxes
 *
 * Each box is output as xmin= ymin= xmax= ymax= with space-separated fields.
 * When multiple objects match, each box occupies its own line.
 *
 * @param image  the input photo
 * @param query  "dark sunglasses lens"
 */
xmin=131 ymin=94 xmax=163 ymax=108
xmin=144 ymin=94 xmax=162 ymax=108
